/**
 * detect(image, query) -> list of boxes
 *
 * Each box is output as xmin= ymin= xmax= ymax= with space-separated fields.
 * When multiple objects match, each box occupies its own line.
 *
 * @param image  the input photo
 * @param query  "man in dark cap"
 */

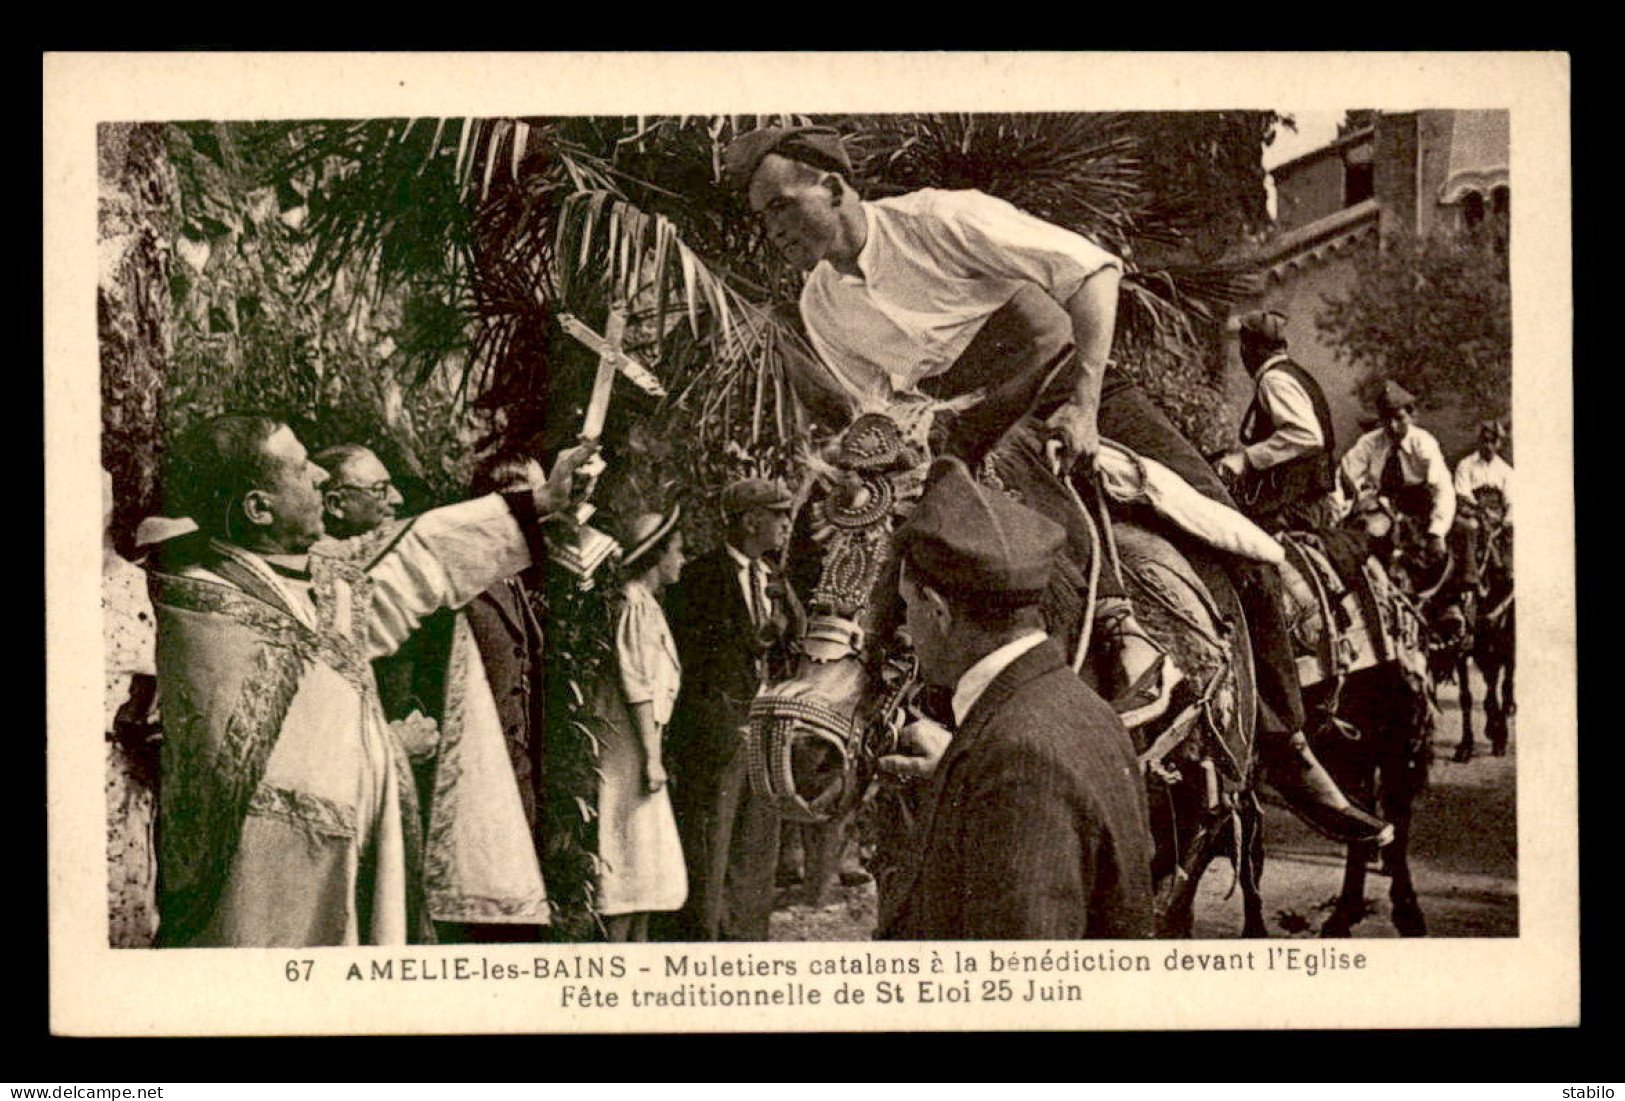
xmin=1338 ymin=381 xmax=1457 ymax=557
xmin=660 ymin=477 xmax=798 ymax=940
xmin=1216 ymin=310 xmax=1339 ymax=532
xmin=723 ymin=124 xmax=1389 ymax=847
xmin=876 ymin=458 xmax=1154 ymax=939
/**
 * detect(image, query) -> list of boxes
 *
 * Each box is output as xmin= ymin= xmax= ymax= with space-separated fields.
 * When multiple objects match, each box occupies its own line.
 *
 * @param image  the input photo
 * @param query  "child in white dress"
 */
xmin=597 ymin=506 xmax=689 ymax=941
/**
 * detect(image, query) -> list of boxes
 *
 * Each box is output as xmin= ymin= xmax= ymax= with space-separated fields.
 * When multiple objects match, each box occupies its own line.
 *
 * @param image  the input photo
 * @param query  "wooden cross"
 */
xmin=558 ymin=302 xmax=667 ymax=442
xmin=546 ymin=302 xmax=668 ymax=587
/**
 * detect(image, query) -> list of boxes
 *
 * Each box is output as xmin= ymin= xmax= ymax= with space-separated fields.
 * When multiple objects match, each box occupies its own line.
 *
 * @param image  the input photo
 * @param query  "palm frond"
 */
xmin=846 ymin=113 xmax=1146 ymax=253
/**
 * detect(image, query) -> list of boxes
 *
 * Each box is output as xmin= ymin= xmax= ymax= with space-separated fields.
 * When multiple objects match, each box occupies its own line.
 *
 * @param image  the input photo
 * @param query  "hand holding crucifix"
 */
xmin=544 ymin=300 xmax=668 ymax=584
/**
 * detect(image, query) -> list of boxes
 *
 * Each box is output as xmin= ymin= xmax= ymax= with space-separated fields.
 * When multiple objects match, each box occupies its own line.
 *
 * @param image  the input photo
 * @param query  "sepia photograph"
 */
xmin=47 ymin=51 xmax=1575 ymax=1035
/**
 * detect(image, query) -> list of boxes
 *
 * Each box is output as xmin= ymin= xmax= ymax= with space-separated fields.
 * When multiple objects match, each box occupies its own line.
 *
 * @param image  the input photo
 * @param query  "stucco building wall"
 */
xmin=1230 ymin=110 xmax=1508 ymax=462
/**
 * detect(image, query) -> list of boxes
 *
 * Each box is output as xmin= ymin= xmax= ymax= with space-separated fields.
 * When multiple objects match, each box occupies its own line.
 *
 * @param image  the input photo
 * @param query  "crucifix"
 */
xmin=546 ymin=301 xmax=668 ymax=586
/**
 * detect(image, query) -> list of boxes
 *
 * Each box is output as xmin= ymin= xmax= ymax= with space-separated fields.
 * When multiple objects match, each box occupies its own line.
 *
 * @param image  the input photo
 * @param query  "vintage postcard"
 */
xmin=45 ymin=51 xmax=1576 ymax=1035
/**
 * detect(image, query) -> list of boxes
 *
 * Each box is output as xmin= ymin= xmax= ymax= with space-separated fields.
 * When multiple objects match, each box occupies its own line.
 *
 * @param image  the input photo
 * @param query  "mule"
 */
xmin=1277 ymin=517 xmax=1437 ymax=938
xmin=746 ymin=405 xmax=1267 ymax=939
xmin=1451 ymin=490 xmax=1516 ymax=762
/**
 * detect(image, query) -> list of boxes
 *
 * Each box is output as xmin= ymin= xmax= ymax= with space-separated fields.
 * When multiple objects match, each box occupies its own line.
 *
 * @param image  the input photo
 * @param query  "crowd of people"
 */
xmin=101 ymin=125 xmax=1512 ymax=948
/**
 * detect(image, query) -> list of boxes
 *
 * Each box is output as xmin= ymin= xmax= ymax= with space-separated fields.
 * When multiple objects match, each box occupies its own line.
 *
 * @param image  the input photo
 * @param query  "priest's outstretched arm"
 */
xmin=362 ymin=444 xmax=598 ymax=659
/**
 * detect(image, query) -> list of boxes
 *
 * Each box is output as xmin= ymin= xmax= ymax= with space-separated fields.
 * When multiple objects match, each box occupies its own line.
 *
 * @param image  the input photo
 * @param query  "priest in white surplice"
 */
xmin=149 ymin=415 xmax=594 ymax=947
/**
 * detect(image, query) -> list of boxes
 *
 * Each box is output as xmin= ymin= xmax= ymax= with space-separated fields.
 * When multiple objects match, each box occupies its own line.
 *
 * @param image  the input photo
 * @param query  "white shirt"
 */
xmin=800 ymin=189 xmax=1121 ymax=403
xmin=1338 ymin=425 xmax=1457 ymax=537
xmin=1243 ymin=355 xmax=1326 ymax=471
xmin=1454 ymin=451 xmax=1514 ymax=517
xmin=951 ymin=631 xmax=1048 ymax=727
xmin=724 ymin=542 xmax=772 ymax=626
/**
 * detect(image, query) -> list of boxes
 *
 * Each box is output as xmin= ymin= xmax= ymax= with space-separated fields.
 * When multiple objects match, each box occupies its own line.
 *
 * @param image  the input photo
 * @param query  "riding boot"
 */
xmin=1232 ymin=560 xmax=1394 ymax=847
xmin=1260 ymin=731 xmax=1394 ymax=846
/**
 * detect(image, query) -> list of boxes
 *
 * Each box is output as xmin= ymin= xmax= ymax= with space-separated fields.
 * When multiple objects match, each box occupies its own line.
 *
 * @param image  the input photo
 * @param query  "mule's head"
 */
xmin=746 ymin=410 xmax=935 ymax=823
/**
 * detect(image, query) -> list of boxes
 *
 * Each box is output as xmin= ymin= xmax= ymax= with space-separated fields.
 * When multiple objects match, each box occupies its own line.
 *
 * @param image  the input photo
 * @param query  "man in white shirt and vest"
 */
xmin=1339 ymin=381 xmax=1457 ymax=559
xmin=722 ymin=125 xmax=1389 ymax=847
xmin=1216 ymin=310 xmax=1339 ymax=533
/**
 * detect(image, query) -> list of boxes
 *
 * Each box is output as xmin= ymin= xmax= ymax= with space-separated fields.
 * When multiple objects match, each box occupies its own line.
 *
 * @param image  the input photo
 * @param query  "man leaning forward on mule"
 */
xmin=723 ymin=124 xmax=1389 ymax=846
xmin=148 ymin=415 xmax=595 ymax=947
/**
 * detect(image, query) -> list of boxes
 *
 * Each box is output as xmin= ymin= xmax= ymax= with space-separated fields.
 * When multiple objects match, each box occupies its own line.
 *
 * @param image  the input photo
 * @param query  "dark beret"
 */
xmin=1376 ymin=380 xmax=1418 ymax=414
xmin=722 ymin=125 xmax=852 ymax=192
xmin=1237 ymin=310 xmax=1288 ymax=346
xmin=895 ymin=457 xmax=1064 ymax=601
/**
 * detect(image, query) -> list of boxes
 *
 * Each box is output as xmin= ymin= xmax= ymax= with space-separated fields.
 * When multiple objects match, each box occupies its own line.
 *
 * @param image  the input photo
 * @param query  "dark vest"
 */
xmin=1236 ymin=358 xmax=1337 ymax=521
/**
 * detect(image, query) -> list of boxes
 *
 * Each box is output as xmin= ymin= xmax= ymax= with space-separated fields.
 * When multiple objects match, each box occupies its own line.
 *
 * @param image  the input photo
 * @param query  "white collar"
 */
xmin=1255 ymin=352 xmax=1292 ymax=376
xmin=724 ymin=543 xmax=770 ymax=573
xmin=830 ymin=202 xmax=879 ymax=286
xmin=951 ymin=631 xmax=1047 ymax=727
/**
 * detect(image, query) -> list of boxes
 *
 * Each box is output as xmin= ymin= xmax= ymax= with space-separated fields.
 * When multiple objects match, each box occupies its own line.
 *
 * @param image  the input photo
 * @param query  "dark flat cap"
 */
xmin=721 ymin=477 xmax=794 ymax=517
xmin=722 ymin=126 xmax=852 ymax=191
xmin=1237 ymin=309 xmax=1288 ymax=345
xmin=1376 ymin=380 xmax=1418 ymax=414
xmin=896 ymin=457 xmax=1064 ymax=599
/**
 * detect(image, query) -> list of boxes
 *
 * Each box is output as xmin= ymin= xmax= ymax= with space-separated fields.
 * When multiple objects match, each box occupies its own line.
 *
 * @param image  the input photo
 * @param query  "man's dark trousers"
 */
xmin=915 ymin=288 xmax=1306 ymax=736
xmin=657 ymin=548 xmax=780 ymax=941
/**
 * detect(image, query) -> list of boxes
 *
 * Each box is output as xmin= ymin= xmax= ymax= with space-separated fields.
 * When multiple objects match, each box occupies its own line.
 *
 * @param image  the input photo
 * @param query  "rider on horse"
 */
xmin=1455 ymin=420 xmax=1513 ymax=531
xmin=722 ymin=124 xmax=1390 ymax=847
xmin=1452 ymin=419 xmax=1514 ymax=593
xmin=1337 ymin=381 xmax=1457 ymax=558
xmin=1216 ymin=310 xmax=1340 ymax=535
xmin=1338 ymin=382 xmax=1467 ymax=631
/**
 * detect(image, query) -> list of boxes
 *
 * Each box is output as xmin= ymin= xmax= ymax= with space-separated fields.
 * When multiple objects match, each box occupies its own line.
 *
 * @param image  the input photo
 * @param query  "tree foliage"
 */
xmin=162 ymin=121 xmax=481 ymax=509
xmin=1316 ymin=228 xmax=1511 ymax=423
xmin=1130 ymin=111 xmax=1285 ymax=257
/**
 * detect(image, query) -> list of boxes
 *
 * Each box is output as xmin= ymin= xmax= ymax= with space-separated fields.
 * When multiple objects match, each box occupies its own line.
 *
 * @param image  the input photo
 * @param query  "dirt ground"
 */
xmin=770 ymin=672 xmax=1517 ymax=942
